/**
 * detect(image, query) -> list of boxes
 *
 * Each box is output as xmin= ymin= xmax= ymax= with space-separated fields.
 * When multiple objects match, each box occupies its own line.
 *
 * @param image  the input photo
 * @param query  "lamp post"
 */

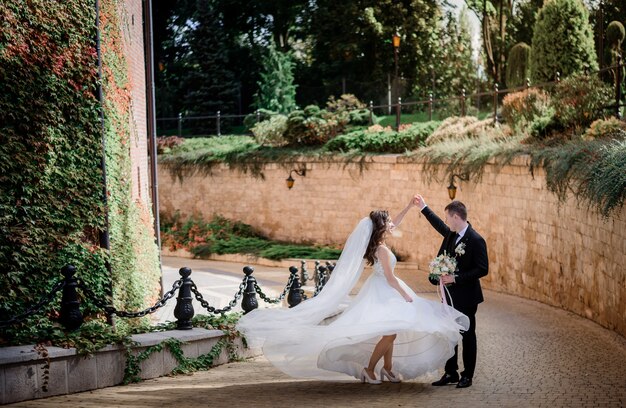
xmin=392 ymin=32 xmax=401 ymax=101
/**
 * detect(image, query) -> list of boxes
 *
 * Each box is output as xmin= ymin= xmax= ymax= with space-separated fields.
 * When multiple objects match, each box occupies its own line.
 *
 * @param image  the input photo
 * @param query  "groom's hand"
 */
xmin=414 ymin=194 xmax=426 ymax=210
xmin=441 ymin=274 xmax=455 ymax=285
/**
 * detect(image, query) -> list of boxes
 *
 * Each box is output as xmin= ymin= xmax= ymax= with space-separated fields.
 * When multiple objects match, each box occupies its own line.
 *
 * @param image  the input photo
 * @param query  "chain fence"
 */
xmin=0 ymin=260 xmax=336 ymax=332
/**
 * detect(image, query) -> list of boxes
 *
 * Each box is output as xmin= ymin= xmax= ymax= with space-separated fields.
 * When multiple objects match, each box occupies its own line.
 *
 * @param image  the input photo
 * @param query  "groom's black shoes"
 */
xmin=431 ymin=373 xmax=459 ymax=386
xmin=456 ymin=376 xmax=472 ymax=388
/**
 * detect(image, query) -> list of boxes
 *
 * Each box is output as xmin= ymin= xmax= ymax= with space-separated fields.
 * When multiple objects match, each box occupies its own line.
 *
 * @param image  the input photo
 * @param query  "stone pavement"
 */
xmin=7 ymin=259 xmax=626 ymax=408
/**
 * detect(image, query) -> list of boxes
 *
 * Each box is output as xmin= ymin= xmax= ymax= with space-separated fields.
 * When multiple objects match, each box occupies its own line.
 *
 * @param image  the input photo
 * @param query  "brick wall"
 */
xmin=158 ymin=156 xmax=626 ymax=337
xmin=120 ymin=0 xmax=149 ymax=203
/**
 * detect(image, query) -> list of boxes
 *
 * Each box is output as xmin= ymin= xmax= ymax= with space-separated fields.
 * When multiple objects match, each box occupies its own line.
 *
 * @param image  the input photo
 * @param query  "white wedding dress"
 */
xmin=237 ymin=217 xmax=469 ymax=381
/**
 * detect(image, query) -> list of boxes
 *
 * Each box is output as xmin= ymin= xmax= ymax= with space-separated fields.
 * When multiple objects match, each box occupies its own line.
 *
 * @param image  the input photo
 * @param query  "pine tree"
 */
xmin=182 ymin=0 xmax=238 ymax=117
xmin=254 ymin=41 xmax=297 ymax=114
xmin=530 ymin=0 xmax=598 ymax=83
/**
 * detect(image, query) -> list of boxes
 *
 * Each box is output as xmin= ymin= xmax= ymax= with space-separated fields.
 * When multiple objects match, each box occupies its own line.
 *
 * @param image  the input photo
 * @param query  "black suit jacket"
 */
xmin=422 ymin=206 xmax=489 ymax=310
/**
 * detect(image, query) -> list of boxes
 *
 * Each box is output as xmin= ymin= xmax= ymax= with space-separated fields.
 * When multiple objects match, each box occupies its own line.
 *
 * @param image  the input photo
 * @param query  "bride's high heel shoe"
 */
xmin=360 ymin=368 xmax=382 ymax=384
xmin=380 ymin=367 xmax=401 ymax=383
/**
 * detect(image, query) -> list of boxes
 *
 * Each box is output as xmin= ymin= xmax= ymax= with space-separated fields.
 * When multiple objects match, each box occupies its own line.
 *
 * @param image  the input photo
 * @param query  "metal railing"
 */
xmin=157 ymin=58 xmax=625 ymax=136
xmin=0 ymin=261 xmax=336 ymax=331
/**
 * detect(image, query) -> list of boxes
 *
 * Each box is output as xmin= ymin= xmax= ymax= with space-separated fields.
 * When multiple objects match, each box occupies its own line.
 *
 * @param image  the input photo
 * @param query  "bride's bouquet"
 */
xmin=428 ymin=243 xmax=465 ymax=281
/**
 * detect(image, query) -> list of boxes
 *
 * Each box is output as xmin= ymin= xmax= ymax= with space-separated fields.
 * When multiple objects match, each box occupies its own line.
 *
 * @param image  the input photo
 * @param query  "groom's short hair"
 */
xmin=445 ymin=200 xmax=467 ymax=220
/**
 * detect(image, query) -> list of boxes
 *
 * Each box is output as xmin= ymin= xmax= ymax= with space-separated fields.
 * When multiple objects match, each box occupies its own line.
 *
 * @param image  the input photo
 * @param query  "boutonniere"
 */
xmin=454 ymin=242 xmax=466 ymax=257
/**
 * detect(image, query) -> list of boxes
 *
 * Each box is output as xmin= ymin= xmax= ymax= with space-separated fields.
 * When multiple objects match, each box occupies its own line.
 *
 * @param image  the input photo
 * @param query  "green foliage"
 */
xmin=325 ymin=122 xmax=440 ymax=153
xmin=530 ymin=0 xmax=598 ymax=83
xmin=326 ymin=94 xmax=366 ymax=112
xmin=254 ymin=41 xmax=297 ymax=114
xmin=251 ymin=115 xmax=289 ymax=146
xmin=161 ymin=212 xmax=341 ymax=260
xmin=529 ymin=108 xmax=561 ymax=140
xmin=283 ymin=106 xmax=347 ymax=146
xmin=501 ymin=88 xmax=551 ymax=129
xmin=506 ymin=43 xmax=531 ymax=88
xmin=430 ymin=8 xmax=479 ymax=99
xmin=0 ymin=0 xmax=160 ymax=344
xmin=243 ymin=109 xmax=278 ymax=130
xmin=551 ymin=74 xmax=613 ymax=130
xmin=530 ymin=139 xmax=626 ymax=217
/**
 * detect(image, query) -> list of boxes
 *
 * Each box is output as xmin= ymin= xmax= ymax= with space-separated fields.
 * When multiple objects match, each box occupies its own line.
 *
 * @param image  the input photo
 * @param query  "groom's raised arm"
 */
xmin=415 ymin=194 xmax=449 ymax=237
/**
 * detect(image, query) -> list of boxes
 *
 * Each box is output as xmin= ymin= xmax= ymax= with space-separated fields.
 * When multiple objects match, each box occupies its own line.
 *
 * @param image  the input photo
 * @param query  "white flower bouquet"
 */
xmin=428 ymin=243 xmax=465 ymax=281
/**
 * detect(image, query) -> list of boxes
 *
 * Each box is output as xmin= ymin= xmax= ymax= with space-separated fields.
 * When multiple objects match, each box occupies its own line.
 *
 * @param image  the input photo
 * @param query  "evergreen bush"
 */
xmin=530 ymin=0 xmax=598 ymax=83
xmin=501 ymin=88 xmax=551 ymax=129
xmin=551 ymin=74 xmax=613 ymax=130
xmin=506 ymin=42 xmax=531 ymax=88
xmin=253 ymin=42 xmax=297 ymax=114
xmin=251 ymin=115 xmax=289 ymax=146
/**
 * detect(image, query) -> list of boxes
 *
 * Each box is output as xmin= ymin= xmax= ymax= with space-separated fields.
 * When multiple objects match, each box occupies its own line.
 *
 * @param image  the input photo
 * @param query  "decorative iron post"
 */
xmin=60 ymin=265 xmax=83 ymax=331
xmin=428 ymin=93 xmax=433 ymax=121
xmin=555 ymin=72 xmax=560 ymax=83
xmin=216 ymin=111 xmax=221 ymax=136
xmin=287 ymin=266 xmax=303 ymax=308
xmin=460 ymin=88 xmax=466 ymax=117
xmin=369 ymin=101 xmax=374 ymax=125
xmin=256 ymin=109 xmax=260 ymax=124
xmin=493 ymin=83 xmax=499 ymax=125
xmin=241 ymin=266 xmax=258 ymax=314
xmin=174 ymin=267 xmax=194 ymax=330
xmin=177 ymin=112 xmax=182 ymax=137
xmin=526 ymin=78 xmax=530 ymax=89
xmin=300 ymin=260 xmax=309 ymax=285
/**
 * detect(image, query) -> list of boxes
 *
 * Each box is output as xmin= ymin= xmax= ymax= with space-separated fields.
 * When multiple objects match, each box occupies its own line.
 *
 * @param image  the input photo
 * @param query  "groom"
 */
xmin=414 ymin=195 xmax=488 ymax=389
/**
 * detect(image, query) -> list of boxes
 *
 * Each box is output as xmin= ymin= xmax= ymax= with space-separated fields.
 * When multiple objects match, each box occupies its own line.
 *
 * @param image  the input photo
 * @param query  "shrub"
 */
xmin=325 ymin=121 xmax=440 ymax=153
xmin=243 ymin=108 xmax=277 ymax=130
xmin=501 ymin=88 xmax=551 ymax=129
xmin=283 ymin=106 xmax=348 ymax=146
xmin=156 ymin=135 xmax=185 ymax=154
xmin=326 ymin=94 xmax=366 ymax=112
xmin=530 ymin=0 xmax=598 ymax=83
xmin=551 ymin=74 xmax=613 ymax=130
xmin=529 ymin=108 xmax=561 ymax=140
xmin=251 ymin=115 xmax=288 ymax=146
xmin=506 ymin=42 xmax=531 ymax=88
xmin=582 ymin=118 xmax=626 ymax=141
xmin=425 ymin=116 xmax=478 ymax=145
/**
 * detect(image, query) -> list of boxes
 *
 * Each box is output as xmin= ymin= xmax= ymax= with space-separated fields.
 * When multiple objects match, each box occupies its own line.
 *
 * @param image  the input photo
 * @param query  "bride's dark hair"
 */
xmin=364 ymin=210 xmax=390 ymax=265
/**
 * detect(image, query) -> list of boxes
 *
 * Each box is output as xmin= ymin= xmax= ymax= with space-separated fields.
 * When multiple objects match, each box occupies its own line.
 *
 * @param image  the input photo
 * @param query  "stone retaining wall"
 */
xmin=0 ymin=329 xmax=256 ymax=405
xmin=158 ymin=156 xmax=626 ymax=337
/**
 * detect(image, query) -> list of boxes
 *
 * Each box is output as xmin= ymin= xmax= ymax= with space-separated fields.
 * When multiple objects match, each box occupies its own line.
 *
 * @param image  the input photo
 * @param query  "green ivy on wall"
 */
xmin=0 ymin=0 xmax=160 ymax=345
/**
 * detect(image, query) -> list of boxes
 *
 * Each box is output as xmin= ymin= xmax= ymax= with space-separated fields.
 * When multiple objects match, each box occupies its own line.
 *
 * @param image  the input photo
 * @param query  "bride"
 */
xmin=237 ymin=198 xmax=469 ymax=383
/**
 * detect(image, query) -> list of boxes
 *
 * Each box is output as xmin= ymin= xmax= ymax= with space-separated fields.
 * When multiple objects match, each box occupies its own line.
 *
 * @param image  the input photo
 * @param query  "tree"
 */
xmin=254 ymin=41 xmax=297 ymax=113
xmin=506 ymin=0 xmax=543 ymax=51
xmin=530 ymin=0 xmax=598 ymax=83
xmin=182 ymin=0 xmax=239 ymax=117
xmin=506 ymin=42 xmax=531 ymax=87
xmin=433 ymin=9 xmax=479 ymax=98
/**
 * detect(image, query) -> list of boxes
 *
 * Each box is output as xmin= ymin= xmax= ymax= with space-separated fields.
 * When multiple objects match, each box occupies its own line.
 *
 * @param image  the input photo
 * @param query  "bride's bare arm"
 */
xmin=377 ymin=247 xmax=413 ymax=302
xmin=392 ymin=194 xmax=419 ymax=227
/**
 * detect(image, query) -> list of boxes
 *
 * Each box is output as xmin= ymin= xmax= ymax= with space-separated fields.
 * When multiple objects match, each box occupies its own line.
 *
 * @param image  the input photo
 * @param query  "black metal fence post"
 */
xmin=216 ymin=111 xmax=221 ymax=136
xmin=241 ymin=266 xmax=258 ymax=314
xmin=59 ymin=265 xmax=83 ymax=331
xmin=174 ymin=267 xmax=194 ymax=330
xmin=177 ymin=112 xmax=182 ymax=137
xmin=256 ymin=109 xmax=260 ymax=124
xmin=287 ymin=266 xmax=303 ymax=308
xmin=369 ymin=101 xmax=374 ymax=125
xmin=526 ymin=77 xmax=531 ymax=90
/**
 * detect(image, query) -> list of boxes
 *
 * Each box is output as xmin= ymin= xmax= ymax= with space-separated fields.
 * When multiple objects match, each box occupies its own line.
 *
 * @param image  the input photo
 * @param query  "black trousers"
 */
xmin=445 ymin=304 xmax=478 ymax=379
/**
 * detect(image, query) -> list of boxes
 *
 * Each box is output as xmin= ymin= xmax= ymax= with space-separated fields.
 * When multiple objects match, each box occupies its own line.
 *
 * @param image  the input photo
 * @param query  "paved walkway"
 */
xmin=8 ymin=258 xmax=626 ymax=408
